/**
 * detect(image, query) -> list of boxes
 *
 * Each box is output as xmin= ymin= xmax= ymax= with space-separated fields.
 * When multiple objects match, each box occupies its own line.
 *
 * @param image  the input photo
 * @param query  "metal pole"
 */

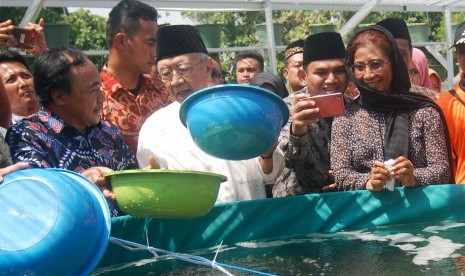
xmin=339 ymin=0 xmax=382 ymax=39
xmin=444 ymin=5 xmax=455 ymax=90
xmin=19 ymin=0 xmax=46 ymax=27
xmin=263 ymin=0 xmax=277 ymax=75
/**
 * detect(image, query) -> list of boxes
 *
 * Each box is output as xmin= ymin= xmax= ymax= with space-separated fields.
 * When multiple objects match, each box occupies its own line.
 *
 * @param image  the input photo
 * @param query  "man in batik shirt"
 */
xmin=273 ymin=32 xmax=348 ymax=197
xmin=101 ymin=0 xmax=172 ymax=156
xmin=7 ymin=47 xmax=135 ymax=216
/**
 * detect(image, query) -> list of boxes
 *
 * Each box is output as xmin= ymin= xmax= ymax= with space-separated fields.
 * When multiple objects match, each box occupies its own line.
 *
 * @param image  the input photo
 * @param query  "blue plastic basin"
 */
xmin=179 ymin=84 xmax=289 ymax=160
xmin=0 ymin=168 xmax=111 ymax=275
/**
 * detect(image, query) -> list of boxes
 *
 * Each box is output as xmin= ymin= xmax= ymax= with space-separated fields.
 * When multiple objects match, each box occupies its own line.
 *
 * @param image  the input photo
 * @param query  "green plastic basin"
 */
xmin=105 ymin=169 xmax=227 ymax=218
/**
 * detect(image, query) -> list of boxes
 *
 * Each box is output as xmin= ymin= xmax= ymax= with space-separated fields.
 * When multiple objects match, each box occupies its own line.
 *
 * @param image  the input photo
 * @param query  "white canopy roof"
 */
xmin=4 ymin=0 xmax=465 ymax=12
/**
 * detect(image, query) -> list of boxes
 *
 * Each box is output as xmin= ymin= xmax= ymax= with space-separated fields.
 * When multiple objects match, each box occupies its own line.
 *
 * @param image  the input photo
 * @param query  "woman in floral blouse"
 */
xmin=330 ymin=26 xmax=453 ymax=191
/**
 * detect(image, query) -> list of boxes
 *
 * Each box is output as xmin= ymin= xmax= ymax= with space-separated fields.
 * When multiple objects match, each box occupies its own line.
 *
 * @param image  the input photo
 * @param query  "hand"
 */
xmin=81 ymin=167 xmax=115 ymax=200
xmin=259 ymin=141 xmax=278 ymax=174
xmin=322 ymin=183 xmax=337 ymax=192
xmin=322 ymin=170 xmax=337 ymax=191
xmin=291 ymin=93 xmax=320 ymax=136
xmin=261 ymin=141 xmax=278 ymax=160
xmin=0 ymin=162 xmax=30 ymax=182
xmin=24 ymin=18 xmax=47 ymax=57
xmin=144 ymin=155 xmax=160 ymax=169
xmin=0 ymin=20 xmax=16 ymax=47
xmin=390 ymin=156 xmax=416 ymax=187
xmin=366 ymin=161 xmax=391 ymax=191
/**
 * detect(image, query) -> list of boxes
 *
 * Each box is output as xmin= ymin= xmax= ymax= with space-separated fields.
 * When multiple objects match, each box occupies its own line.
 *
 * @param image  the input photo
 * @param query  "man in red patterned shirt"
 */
xmin=101 ymin=0 xmax=172 ymax=156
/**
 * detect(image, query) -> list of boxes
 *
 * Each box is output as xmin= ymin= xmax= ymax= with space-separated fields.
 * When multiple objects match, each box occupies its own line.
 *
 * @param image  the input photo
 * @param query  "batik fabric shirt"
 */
xmin=6 ymin=107 xmax=136 ymax=216
xmin=100 ymin=64 xmax=172 ymax=156
xmin=273 ymin=87 xmax=334 ymax=197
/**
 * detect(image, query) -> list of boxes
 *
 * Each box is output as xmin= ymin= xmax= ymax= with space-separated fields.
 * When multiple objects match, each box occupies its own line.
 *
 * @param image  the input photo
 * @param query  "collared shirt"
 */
xmin=100 ymin=64 xmax=172 ymax=156
xmin=11 ymin=113 xmax=25 ymax=125
xmin=6 ymin=107 xmax=136 ymax=217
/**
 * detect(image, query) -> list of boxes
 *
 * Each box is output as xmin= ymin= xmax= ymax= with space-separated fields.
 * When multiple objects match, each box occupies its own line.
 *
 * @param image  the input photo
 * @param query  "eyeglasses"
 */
xmin=351 ymin=60 xmax=389 ymax=75
xmin=158 ymin=59 xmax=204 ymax=82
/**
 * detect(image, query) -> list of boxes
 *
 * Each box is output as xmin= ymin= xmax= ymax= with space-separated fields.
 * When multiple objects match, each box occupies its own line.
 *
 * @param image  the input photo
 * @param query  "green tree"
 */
xmin=0 ymin=7 xmax=64 ymax=26
xmin=183 ymin=10 xmax=450 ymax=82
xmin=0 ymin=7 xmax=108 ymax=69
xmin=65 ymin=8 xmax=108 ymax=68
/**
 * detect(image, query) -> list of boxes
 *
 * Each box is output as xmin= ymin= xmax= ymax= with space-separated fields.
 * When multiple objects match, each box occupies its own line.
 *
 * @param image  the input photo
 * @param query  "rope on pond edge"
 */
xmin=109 ymin=237 xmax=279 ymax=276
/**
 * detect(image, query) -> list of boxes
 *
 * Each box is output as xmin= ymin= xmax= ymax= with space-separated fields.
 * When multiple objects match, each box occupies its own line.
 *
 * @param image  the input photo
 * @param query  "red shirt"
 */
xmin=101 ymin=65 xmax=172 ymax=156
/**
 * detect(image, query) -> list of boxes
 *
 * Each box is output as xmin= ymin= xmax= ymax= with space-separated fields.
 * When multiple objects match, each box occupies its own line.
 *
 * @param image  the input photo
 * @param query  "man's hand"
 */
xmin=24 ymin=18 xmax=47 ymax=57
xmin=0 ymin=20 xmax=15 ymax=47
xmin=291 ymin=93 xmax=320 ymax=136
xmin=0 ymin=162 xmax=30 ymax=182
xmin=81 ymin=167 xmax=115 ymax=200
xmin=144 ymin=156 xmax=160 ymax=169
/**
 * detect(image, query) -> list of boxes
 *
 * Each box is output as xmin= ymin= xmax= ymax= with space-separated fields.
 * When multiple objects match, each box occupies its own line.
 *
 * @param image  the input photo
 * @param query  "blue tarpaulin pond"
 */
xmin=97 ymin=184 xmax=465 ymax=272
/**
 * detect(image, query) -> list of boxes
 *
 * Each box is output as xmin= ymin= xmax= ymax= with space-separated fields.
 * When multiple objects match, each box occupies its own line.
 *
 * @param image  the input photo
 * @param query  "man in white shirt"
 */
xmin=137 ymin=25 xmax=284 ymax=202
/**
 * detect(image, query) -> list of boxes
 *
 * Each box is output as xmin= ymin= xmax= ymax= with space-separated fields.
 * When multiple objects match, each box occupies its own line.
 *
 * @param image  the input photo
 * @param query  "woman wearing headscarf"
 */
xmin=330 ymin=26 xmax=453 ymax=191
xmin=428 ymin=68 xmax=442 ymax=94
xmin=249 ymin=72 xmax=289 ymax=99
xmin=409 ymin=48 xmax=433 ymax=89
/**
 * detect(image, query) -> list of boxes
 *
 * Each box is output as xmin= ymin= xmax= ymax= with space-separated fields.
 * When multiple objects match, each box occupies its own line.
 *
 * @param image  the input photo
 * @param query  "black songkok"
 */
xmin=452 ymin=21 xmax=465 ymax=48
xmin=377 ymin=18 xmax=412 ymax=44
xmin=285 ymin=39 xmax=304 ymax=60
xmin=303 ymin=32 xmax=345 ymax=67
xmin=156 ymin=25 xmax=208 ymax=63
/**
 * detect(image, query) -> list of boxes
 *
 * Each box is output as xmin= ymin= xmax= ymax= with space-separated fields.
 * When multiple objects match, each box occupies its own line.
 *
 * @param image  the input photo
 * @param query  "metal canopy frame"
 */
xmin=6 ymin=0 xmax=463 ymax=88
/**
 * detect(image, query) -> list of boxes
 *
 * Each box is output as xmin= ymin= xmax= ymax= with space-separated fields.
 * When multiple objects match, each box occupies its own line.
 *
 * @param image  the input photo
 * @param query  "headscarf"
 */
xmin=346 ymin=25 xmax=454 ymax=182
xmin=411 ymin=47 xmax=433 ymax=89
xmin=428 ymin=68 xmax=442 ymax=94
xmin=249 ymin=72 xmax=289 ymax=99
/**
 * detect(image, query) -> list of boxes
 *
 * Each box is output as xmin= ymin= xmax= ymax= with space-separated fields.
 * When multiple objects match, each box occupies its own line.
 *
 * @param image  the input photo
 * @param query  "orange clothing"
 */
xmin=101 ymin=65 xmax=172 ymax=156
xmin=436 ymin=82 xmax=465 ymax=184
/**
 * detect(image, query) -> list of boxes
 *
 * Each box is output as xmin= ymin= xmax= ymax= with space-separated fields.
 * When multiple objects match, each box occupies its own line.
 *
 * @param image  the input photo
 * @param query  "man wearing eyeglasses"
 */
xmin=274 ymin=32 xmax=348 ymax=197
xmin=137 ymin=25 xmax=284 ymax=203
xmin=100 ymin=0 xmax=172 ymax=157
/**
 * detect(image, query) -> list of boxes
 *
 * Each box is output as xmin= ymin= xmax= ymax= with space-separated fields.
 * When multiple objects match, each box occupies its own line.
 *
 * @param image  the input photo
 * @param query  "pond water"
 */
xmin=93 ymin=221 xmax=465 ymax=275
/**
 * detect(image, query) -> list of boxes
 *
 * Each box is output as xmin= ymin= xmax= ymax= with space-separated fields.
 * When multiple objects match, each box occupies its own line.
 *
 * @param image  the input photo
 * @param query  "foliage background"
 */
xmin=0 ymin=7 xmax=464 ymax=81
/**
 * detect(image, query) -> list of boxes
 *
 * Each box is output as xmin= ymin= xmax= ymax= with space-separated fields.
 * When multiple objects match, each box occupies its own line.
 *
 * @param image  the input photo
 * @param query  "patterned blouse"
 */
xmin=410 ymin=84 xmax=440 ymax=100
xmin=6 ymin=107 xmax=136 ymax=217
xmin=100 ymin=65 xmax=172 ymax=156
xmin=331 ymin=100 xmax=450 ymax=190
xmin=274 ymin=88 xmax=334 ymax=197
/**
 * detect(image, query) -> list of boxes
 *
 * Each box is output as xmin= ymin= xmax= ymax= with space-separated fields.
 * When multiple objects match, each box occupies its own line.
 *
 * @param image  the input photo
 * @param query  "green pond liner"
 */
xmin=98 ymin=184 xmax=465 ymax=268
